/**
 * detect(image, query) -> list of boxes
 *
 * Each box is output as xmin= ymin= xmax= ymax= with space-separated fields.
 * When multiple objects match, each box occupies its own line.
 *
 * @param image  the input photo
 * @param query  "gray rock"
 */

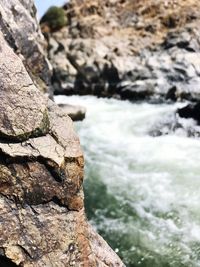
xmin=0 ymin=32 xmax=49 ymax=141
xmin=59 ymin=103 xmax=86 ymax=121
xmin=0 ymin=1 xmax=125 ymax=266
xmin=45 ymin=1 xmax=200 ymax=101
xmin=118 ymin=80 xmax=155 ymax=100
xmin=0 ymin=0 xmax=52 ymax=94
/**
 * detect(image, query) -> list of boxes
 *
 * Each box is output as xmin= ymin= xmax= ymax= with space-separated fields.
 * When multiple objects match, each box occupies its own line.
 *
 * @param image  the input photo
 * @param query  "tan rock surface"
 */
xmin=0 ymin=32 xmax=49 ymax=141
xmin=0 ymin=0 xmax=52 ymax=93
xmin=0 ymin=1 xmax=125 ymax=266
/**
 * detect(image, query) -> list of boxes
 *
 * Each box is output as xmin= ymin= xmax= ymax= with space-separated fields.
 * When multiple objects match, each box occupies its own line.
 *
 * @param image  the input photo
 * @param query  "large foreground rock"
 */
xmin=0 ymin=1 xmax=124 ymax=266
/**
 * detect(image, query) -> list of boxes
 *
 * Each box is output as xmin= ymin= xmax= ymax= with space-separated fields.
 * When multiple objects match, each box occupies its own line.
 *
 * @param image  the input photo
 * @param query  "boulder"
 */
xmin=0 ymin=0 xmax=52 ymax=94
xmin=118 ymin=80 xmax=155 ymax=101
xmin=0 ymin=1 xmax=124 ymax=266
xmin=162 ymin=31 xmax=200 ymax=52
xmin=58 ymin=103 xmax=86 ymax=121
xmin=177 ymin=102 xmax=200 ymax=124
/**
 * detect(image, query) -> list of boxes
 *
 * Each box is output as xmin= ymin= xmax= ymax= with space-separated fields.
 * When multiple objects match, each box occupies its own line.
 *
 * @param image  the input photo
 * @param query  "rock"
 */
xmin=166 ymin=86 xmax=178 ymax=101
xmin=44 ymin=0 xmax=200 ymax=101
xmin=162 ymin=30 xmax=200 ymax=52
xmin=58 ymin=103 xmax=86 ymax=121
xmin=177 ymin=102 xmax=200 ymax=124
xmin=149 ymin=110 xmax=200 ymax=138
xmin=118 ymin=80 xmax=155 ymax=100
xmin=0 ymin=1 xmax=124 ymax=266
xmin=0 ymin=0 xmax=52 ymax=94
xmin=88 ymin=224 xmax=125 ymax=267
xmin=0 ymin=32 xmax=49 ymax=141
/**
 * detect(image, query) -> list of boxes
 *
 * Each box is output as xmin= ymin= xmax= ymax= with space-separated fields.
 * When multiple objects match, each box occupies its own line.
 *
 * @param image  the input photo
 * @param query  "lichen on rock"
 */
xmin=0 ymin=32 xmax=49 ymax=141
xmin=0 ymin=1 xmax=124 ymax=266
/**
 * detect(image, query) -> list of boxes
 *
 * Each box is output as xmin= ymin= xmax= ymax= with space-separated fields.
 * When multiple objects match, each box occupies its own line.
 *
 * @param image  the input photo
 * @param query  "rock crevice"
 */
xmin=0 ymin=0 xmax=124 ymax=266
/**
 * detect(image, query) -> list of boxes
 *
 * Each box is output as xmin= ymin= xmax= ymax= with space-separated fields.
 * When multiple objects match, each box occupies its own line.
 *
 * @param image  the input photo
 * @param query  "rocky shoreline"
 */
xmin=41 ymin=0 xmax=200 ymax=103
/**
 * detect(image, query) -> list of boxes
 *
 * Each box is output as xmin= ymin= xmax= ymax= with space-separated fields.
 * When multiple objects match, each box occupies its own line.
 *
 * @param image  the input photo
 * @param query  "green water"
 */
xmin=56 ymin=95 xmax=200 ymax=267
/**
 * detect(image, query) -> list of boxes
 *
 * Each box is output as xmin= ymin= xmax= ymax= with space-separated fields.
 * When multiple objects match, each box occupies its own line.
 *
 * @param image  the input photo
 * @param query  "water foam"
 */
xmin=55 ymin=95 xmax=200 ymax=267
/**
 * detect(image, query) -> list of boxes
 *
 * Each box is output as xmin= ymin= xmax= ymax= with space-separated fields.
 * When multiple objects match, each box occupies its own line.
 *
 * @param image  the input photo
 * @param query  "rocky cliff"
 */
xmin=0 ymin=0 xmax=52 ymax=94
xmin=43 ymin=0 xmax=200 ymax=101
xmin=0 ymin=1 xmax=124 ymax=266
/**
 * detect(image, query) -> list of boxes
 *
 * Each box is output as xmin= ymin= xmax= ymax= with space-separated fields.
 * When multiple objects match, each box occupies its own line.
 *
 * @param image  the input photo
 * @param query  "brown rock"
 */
xmin=0 ymin=1 xmax=125 ymax=266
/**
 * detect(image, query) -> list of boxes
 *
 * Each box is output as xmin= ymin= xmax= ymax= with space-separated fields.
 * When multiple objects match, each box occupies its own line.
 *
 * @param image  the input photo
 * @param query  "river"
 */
xmin=55 ymin=95 xmax=200 ymax=267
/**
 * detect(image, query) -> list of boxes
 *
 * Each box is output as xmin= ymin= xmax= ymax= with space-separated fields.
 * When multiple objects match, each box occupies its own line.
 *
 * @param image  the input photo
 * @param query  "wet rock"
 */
xmin=149 ymin=111 xmax=200 ymax=138
xmin=118 ymin=80 xmax=154 ymax=100
xmin=59 ymin=103 xmax=86 ymax=121
xmin=177 ymin=102 xmax=200 ymax=124
xmin=166 ymin=86 xmax=178 ymax=101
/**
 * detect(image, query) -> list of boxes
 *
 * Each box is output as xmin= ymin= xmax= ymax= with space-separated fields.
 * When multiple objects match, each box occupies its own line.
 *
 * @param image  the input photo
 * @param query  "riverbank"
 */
xmin=42 ymin=0 xmax=200 ymax=102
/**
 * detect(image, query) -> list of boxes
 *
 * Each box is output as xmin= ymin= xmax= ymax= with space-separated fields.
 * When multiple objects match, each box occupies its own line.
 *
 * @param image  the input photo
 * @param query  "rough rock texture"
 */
xmin=0 ymin=32 xmax=49 ymax=141
xmin=0 ymin=1 xmax=124 ymax=266
xmin=0 ymin=0 xmax=52 ymax=94
xmin=44 ymin=0 xmax=200 ymax=100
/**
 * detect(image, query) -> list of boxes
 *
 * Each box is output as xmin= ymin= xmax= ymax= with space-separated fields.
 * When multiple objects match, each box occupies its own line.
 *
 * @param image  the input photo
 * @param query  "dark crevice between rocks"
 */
xmin=16 ymin=245 xmax=34 ymax=260
xmin=25 ymin=196 xmax=70 ymax=210
xmin=0 ymin=256 xmax=18 ymax=267
xmin=0 ymin=152 xmax=70 ymax=208
xmin=41 ymin=157 xmax=65 ymax=183
xmin=47 ymin=196 xmax=68 ymax=208
xmin=0 ymin=191 xmax=69 ymax=213
xmin=0 ymin=13 xmax=18 ymax=53
xmin=0 ymin=148 xmax=64 ymax=184
xmin=0 ymin=194 xmax=70 ymax=221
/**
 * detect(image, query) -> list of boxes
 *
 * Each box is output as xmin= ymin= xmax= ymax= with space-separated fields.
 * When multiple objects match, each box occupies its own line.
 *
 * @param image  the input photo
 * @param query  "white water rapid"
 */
xmin=55 ymin=95 xmax=200 ymax=267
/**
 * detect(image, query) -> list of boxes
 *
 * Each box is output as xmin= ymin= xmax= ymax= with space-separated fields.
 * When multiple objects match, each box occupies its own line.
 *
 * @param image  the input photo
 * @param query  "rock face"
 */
xmin=0 ymin=0 xmax=52 ymax=94
xmin=58 ymin=103 xmax=86 ymax=121
xmin=44 ymin=0 xmax=200 ymax=100
xmin=0 ymin=32 xmax=49 ymax=141
xmin=0 ymin=1 xmax=124 ymax=266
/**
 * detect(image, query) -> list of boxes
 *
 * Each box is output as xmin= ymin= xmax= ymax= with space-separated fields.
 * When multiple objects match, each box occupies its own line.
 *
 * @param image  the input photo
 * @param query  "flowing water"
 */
xmin=56 ymin=95 xmax=200 ymax=267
